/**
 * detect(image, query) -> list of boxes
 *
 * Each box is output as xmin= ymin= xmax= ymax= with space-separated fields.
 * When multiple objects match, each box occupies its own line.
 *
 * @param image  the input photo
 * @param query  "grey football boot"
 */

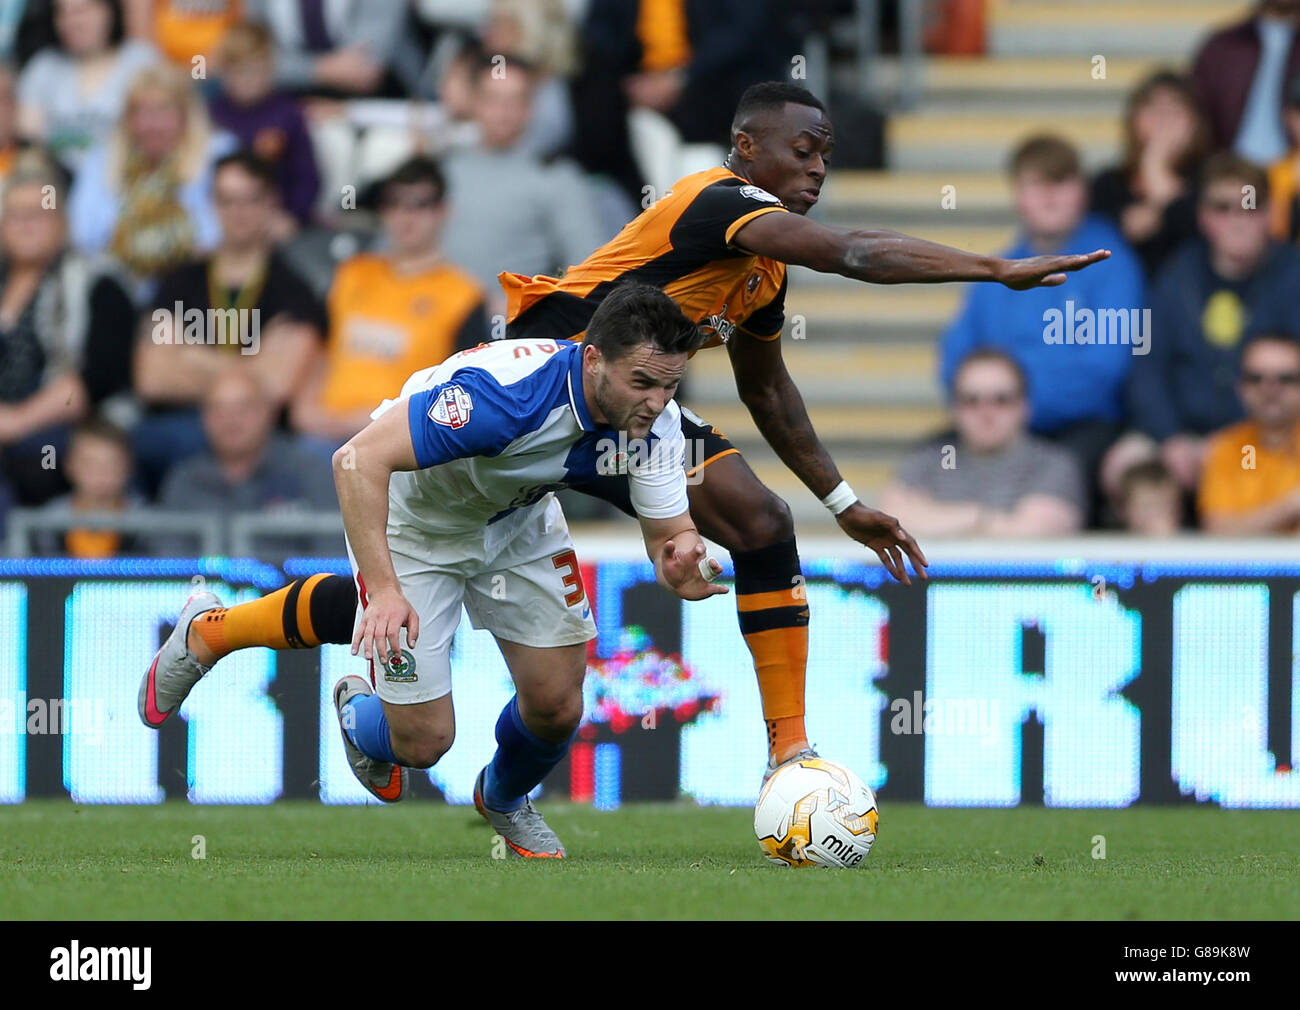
xmin=139 ymin=591 xmax=222 ymax=728
xmin=333 ymin=676 xmax=408 ymax=802
xmin=473 ymin=767 xmax=566 ymax=858
xmin=762 ymin=746 xmax=820 ymax=786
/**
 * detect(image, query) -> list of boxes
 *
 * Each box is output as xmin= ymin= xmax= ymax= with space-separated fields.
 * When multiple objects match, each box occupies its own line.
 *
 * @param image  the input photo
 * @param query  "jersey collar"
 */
xmin=565 ymin=343 xmax=597 ymax=431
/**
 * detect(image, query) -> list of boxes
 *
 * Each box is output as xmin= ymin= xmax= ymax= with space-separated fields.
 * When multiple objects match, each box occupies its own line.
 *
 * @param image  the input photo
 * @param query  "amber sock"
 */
xmin=190 ymin=573 xmax=357 ymax=661
xmin=731 ymin=537 xmax=810 ymax=763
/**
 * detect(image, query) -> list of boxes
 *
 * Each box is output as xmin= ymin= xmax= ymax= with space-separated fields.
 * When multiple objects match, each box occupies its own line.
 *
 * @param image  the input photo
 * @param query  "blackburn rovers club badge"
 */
xmin=382 ymin=650 xmax=417 ymax=682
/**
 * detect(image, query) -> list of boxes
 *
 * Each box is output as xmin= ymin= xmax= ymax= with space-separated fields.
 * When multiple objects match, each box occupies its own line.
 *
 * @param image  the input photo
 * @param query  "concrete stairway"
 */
xmin=679 ymin=0 xmax=1249 ymax=527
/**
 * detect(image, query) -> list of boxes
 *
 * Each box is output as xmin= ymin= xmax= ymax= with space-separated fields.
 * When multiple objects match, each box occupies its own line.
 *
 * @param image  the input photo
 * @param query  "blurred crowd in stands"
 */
xmin=898 ymin=0 xmax=1300 ymax=539
xmin=2 ymin=0 xmax=1300 ymax=558
xmin=0 ymin=0 xmax=810 ymax=556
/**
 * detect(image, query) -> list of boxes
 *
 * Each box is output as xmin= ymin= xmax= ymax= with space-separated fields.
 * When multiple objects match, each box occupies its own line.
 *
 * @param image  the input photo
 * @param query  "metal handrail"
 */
xmin=856 ymin=0 xmax=926 ymax=110
xmin=229 ymin=512 xmax=345 ymax=557
xmin=5 ymin=508 xmax=224 ymax=557
xmin=4 ymin=508 xmax=346 ymax=558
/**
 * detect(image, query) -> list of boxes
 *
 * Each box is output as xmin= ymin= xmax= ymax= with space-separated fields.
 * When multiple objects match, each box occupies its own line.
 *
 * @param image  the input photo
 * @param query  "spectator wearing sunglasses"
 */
xmin=1104 ymin=152 xmax=1300 ymax=505
xmin=1199 ymin=334 xmax=1300 ymax=532
xmin=879 ymin=349 xmax=1085 ymax=537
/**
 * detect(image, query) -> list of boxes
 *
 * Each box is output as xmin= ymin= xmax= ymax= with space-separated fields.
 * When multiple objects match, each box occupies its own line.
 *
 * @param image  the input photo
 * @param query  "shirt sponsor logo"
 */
xmin=428 ymin=384 xmax=473 ymax=428
xmin=701 ymin=303 xmax=736 ymax=344
xmin=738 ymin=184 xmax=781 ymax=204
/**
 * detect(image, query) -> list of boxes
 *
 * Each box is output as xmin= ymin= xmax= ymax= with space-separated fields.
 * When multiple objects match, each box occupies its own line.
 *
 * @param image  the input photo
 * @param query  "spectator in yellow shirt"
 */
xmin=290 ymin=156 xmax=488 ymax=446
xmin=1199 ymin=333 xmax=1300 ymax=532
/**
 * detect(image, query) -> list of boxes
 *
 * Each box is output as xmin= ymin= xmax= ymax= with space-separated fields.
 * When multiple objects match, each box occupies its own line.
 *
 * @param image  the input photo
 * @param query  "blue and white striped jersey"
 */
xmin=370 ymin=338 xmax=688 ymax=546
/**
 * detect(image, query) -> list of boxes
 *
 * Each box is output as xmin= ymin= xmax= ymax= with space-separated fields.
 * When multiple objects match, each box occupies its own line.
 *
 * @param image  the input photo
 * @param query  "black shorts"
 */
xmin=568 ymin=405 xmax=739 ymax=518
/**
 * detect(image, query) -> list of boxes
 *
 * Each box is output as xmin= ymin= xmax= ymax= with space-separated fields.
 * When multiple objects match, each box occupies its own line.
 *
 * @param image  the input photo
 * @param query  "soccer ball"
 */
xmin=754 ymin=757 xmax=878 ymax=868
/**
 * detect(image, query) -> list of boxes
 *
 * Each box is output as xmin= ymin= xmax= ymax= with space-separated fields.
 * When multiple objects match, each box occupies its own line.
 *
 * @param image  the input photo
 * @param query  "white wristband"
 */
xmin=821 ymin=480 xmax=857 ymax=516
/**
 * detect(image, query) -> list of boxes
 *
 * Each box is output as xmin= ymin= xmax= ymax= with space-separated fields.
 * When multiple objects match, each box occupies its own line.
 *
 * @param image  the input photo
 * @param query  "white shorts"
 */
xmin=347 ymin=496 xmax=597 ymax=705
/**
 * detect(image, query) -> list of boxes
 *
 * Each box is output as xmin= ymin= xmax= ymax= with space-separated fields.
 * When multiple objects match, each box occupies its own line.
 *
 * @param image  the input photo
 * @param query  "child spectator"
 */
xmin=208 ymin=20 xmax=320 ymax=233
xmin=36 ymin=416 xmax=145 ymax=557
xmin=1114 ymin=460 xmax=1183 ymax=536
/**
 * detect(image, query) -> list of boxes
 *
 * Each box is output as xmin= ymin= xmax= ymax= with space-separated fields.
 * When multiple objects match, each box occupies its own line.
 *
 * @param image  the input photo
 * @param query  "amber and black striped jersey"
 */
xmin=499 ymin=166 xmax=790 ymax=352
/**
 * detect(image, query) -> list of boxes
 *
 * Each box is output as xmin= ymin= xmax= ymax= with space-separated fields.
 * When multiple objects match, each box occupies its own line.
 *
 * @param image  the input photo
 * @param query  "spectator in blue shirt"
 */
xmin=939 ymin=134 xmax=1146 ymax=511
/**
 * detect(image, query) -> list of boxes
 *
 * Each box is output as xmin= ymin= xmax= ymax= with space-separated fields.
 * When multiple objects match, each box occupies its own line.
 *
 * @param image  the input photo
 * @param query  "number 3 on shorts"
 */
xmin=551 ymin=549 xmax=586 ymax=606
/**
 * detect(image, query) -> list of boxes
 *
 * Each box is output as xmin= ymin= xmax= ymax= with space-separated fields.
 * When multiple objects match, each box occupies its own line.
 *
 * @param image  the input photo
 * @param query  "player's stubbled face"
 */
xmin=748 ymin=103 xmax=833 ymax=216
xmin=588 ymin=344 xmax=687 ymax=440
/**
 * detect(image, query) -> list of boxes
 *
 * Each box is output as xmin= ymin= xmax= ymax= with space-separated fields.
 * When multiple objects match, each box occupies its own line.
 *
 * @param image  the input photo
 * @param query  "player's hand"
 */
xmin=661 ymin=539 xmax=729 ymax=601
xmin=835 ymin=503 xmax=929 ymax=585
xmin=994 ymin=248 xmax=1110 ymax=289
xmin=352 ymin=586 xmax=420 ymax=665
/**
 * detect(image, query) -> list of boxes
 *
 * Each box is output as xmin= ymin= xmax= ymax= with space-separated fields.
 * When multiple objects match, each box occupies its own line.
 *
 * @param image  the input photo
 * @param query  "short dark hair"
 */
xmin=1201 ymin=150 xmax=1270 ymax=206
xmin=1009 ymin=134 xmax=1082 ymax=182
xmin=581 ymin=283 xmax=705 ymax=361
xmin=1117 ymin=459 xmax=1177 ymax=505
xmin=380 ymin=155 xmax=447 ymax=204
xmin=70 ymin=415 xmax=131 ymax=456
xmin=731 ymin=82 xmax=826 ymax=141
xmin=951 ymin=348 xmax=1028 ymax=399
xmin=214 ymin=150 xmax=279 ymax=195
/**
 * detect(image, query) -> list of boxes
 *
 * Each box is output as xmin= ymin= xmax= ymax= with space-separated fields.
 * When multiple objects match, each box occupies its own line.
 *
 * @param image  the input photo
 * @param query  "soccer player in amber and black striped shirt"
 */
xmin=143 ymin=83 xmax=1110 ymax=786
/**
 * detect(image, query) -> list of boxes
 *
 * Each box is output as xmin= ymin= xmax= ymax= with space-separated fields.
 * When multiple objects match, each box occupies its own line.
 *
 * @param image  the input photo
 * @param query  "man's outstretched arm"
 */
xmin=733 ymin=213 xmax=1109 ymax=289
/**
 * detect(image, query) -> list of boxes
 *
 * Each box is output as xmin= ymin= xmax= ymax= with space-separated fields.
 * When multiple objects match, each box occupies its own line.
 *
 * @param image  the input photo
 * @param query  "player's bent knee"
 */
xmin=390 ymin=726 xmax=454 ymax=769
xmin=731 ymin=493 xmax=794 ymax=551
xmin=520 ymin=693 xmax=583 ymax=742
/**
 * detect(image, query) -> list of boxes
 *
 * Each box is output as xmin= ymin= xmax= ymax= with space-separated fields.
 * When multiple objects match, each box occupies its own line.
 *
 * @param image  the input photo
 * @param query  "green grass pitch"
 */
xmin=2 ymin=801 xmax=1297 ymax=919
